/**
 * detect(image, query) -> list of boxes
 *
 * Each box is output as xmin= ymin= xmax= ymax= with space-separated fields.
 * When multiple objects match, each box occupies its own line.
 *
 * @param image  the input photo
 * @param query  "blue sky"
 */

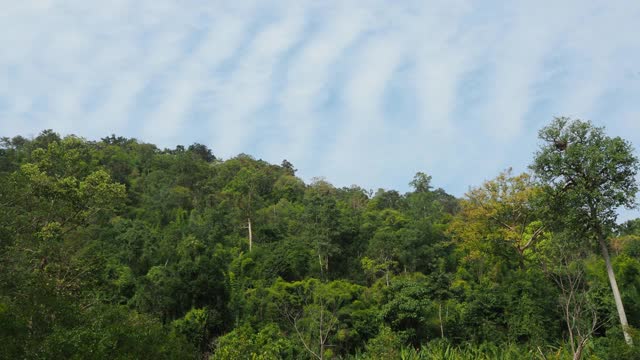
xmin=1 ymin=1 xmax=639 ymax=220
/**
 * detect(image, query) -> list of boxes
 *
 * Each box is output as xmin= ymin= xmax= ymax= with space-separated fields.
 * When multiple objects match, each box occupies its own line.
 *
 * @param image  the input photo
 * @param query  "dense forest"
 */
xmin=1 ymin=118 xmax=640 ymax=359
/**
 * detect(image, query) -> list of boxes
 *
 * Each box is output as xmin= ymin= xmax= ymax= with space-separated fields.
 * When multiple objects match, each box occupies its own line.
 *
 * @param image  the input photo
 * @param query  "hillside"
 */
xmin=1 ymin=119 xmax=640 ymax=359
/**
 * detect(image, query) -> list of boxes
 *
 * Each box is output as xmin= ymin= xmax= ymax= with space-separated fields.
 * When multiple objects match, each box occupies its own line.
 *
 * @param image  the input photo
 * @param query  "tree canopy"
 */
xmin=1 ymin=123 xmax=639 ymax=359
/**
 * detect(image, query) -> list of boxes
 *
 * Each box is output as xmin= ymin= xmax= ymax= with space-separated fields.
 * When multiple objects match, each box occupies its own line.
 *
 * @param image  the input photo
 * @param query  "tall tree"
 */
xmin=224 ymin=167 xmax=265 ymax=251
xmin=532 ymin=117 xmax=639 ymax=345
xmin=303 ymin=179 xmax=340 ymax=279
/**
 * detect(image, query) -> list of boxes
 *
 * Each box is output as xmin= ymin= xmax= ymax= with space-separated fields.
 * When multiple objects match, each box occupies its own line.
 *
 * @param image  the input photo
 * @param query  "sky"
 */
xmin=1 ymin=1 xmax=639 ymax=220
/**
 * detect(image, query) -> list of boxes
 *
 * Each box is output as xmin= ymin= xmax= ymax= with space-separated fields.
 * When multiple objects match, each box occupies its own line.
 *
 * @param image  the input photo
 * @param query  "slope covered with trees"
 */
xmin=1 ymin=118 xmax=639 ymax=359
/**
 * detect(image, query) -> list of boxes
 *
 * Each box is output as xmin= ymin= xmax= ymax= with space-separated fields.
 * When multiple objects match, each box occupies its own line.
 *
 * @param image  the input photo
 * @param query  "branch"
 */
xmin=292 ymin=318 xmax=321 ymax=360
xmin=521 ymin=225 xmax=545 ymax=252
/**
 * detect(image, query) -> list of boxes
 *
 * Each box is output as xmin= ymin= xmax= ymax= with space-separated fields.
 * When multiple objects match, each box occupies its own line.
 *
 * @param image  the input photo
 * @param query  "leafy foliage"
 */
xmin=1 ymin=124 xmax=639 ymax=359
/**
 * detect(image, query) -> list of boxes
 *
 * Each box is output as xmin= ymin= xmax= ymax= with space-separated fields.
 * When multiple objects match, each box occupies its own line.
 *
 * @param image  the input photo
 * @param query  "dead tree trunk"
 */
xmin=248 ymin=217 xmax=253 ymax=252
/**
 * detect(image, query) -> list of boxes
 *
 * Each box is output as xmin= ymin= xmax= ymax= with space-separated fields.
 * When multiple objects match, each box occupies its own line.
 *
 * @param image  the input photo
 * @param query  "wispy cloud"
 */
xmin=206 ymin=2 xmax=307 ymax=157
xmin=267 ymin=3 xmax=371 ymax=167
xmin=1 ymin=0 xmax=639 ymax=224
xmin=321 ymin=31 xmax=406 ymax=186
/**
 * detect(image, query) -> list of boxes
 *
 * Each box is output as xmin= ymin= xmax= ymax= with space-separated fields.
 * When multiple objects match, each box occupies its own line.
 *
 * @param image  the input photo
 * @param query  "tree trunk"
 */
xmin=319 ymin=304 xmax=324 ymax=360
xmin=517 ymin=249 xmax=526 ymax=270
xmin=247 ymin=218 xmax=253 ymax=252
xmin=439 ymin=302 xmax=444 ymax=338
xmin=573 ymin=341 xmax=584 ymax=360
xmin=598 ymin=236 xmax=633 ymax=345
xmin=318 ymin=251 xmax=324 ymax=280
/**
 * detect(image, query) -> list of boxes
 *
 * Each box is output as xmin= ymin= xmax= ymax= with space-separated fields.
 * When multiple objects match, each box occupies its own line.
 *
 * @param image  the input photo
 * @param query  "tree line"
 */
xmin=1 ymin=118 xmax=639 ymax=359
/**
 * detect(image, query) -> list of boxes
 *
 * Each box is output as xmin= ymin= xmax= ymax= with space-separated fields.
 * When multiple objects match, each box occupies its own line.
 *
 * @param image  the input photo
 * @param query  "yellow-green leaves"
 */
xmin=449 ymin=170 xmax=545 ymax=267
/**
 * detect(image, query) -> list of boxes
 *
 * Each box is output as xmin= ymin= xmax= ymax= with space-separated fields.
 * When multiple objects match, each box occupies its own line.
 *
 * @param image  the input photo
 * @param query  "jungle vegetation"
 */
xmin=1 ymin=117 xmax=639 ymax=359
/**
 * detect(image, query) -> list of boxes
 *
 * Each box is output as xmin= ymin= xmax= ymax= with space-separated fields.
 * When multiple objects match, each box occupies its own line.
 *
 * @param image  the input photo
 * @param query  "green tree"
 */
xmin=212 ymin=323 xmax=297 ymax=360
xmin=363 ymin=209 xmax=409 ymax=285
xmin=302 ymin=180 xmax=341 ymax=279
xmin=380 ymin=273 xmax=435 ymax=345
xmin=224 ymin=167 xmax=267 ymax=251
xmin=532 ymin=117 xmax=639 ymax=344
xmin=269 ymin=278 xmax=362 ymax=360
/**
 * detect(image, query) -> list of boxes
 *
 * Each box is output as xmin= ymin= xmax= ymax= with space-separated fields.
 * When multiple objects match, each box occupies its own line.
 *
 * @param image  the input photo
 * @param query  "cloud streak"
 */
xmin=1 ymin=0 xmax=639 ymax=223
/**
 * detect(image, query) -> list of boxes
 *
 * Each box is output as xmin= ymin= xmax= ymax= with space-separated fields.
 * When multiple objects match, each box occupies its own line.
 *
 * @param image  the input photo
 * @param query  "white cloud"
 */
xmin=142 ymin=14 xmax=249 ymax=143
xmin=0 ymin=0 xmax=639 ymax=199
xmin=207 ymin=3 xmax=307 ymax=158
xmin=321 ymin=31 xmax=406 ymax=185
xmin=266 ymin=3 xmax=371 ymax=166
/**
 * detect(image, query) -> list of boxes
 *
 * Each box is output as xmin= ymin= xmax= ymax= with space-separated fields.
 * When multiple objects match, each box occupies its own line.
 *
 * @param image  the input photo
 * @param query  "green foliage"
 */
xmin=1 ymin=125 xmax=639 ymax=358
xmin=592 ymin=328 xmax=640 ymax=360
xmin=212 ymin=323 xmax=297 ymax=360
xmin=172 ymin=307 xmax=221 ymax=352
xmin=37 ymin=306 xmax=195 ymax=360
xmin=363 ymin=326 xmax=403 ymax=359
xmin=532 ymin=117 xmax=639 ymax=345
xmin=532 ymin=117 xmax=639 ymax=237
xmin=381 ymin=274 xmax=436 ymax=344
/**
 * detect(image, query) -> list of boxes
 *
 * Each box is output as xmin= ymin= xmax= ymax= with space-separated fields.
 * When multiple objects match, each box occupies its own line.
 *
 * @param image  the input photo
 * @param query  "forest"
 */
xmin=1 ymin=117 xmax=639 ymax=360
